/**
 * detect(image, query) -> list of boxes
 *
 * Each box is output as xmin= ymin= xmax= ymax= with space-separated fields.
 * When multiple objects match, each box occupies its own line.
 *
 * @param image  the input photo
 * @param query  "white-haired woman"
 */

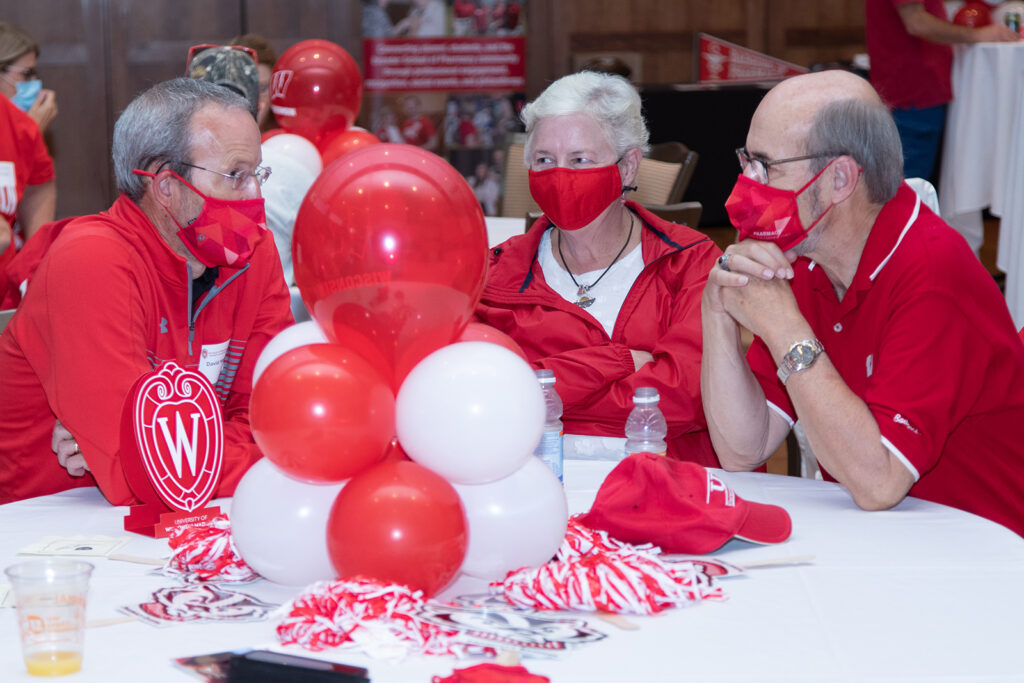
xmin=476 ymin=71 xmax=722 ymax=465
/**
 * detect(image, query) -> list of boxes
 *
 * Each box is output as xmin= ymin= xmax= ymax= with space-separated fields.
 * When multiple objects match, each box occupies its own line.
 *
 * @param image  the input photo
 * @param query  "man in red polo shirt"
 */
xmin=865 ymin=0 xmax=1017 ymax=182
xmin=701 ymin=70 xmax=1024 ymax=536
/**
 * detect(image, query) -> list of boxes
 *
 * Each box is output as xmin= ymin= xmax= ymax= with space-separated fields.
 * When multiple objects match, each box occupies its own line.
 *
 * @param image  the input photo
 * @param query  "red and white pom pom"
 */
xmin=558 ymin=516 xmax=658 ymax=560
xmin=277 ymin=577 xmax=461 ymax=657
xmin=496 ymin=520 xmax=725 ymax=615
xmin=163 ymin=517 xmax=258 ymax=583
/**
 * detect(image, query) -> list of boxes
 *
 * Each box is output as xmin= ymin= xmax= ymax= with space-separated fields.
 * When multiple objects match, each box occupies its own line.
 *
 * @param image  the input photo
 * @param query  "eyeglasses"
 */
xmin=180 ymin=162 xmax=272 ymax=190
xmin=185 ymin=43 xmax=258 ymax=73
xmin=736 ymin=147 xmax=838 ymax=185
xmin=2 ymin=65 xmax=38 ymax=81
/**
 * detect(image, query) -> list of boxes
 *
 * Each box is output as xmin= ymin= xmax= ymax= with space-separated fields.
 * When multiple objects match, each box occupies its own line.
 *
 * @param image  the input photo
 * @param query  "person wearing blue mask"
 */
xmin=0 ymin=22 xmax=57 ymax=134
xmin=0 ymin=22 xmax=56 ymax=301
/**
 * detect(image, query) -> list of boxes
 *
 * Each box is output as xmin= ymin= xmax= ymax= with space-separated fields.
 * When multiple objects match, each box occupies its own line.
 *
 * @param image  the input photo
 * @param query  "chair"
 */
xmin=647 ymin=141 xmax=699 ymax=204
xmin=641 ymin=201 xmax=702 ymax=227
xmin=499 ymin=134 xmax=540 ymax=219
xmin=500 ymin=135 xmax=700 ymax=217
xmin=905 ymin=177 xmax=940 ymax=214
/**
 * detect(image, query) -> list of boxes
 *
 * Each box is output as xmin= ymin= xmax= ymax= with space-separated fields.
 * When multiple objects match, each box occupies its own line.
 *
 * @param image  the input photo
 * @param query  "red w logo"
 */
xmin=133 ymin=363 xmax=223 ymax=512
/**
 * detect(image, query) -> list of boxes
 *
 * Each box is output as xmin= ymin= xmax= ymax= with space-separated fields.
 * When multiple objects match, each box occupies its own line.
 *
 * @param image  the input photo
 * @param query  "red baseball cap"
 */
xmin=578 ymin=454 xmax=792 ymax=554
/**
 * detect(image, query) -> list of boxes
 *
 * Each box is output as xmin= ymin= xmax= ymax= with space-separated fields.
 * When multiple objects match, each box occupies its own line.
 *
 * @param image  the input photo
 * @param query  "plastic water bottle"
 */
xmin=533 ymin=369 xmax=564 ymax=481
xmin=624 ymin=387 xmax=667 ymax=457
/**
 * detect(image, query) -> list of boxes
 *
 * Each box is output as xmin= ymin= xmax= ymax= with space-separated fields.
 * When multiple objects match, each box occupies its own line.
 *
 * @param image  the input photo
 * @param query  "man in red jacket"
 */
xmin=0 ymin=78 xmax=292 ymax=505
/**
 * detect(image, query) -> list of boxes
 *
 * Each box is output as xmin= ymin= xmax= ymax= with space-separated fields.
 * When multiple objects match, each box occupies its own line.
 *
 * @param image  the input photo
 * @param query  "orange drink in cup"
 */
xmin=5 ymin=559 xmax=93 ymax=676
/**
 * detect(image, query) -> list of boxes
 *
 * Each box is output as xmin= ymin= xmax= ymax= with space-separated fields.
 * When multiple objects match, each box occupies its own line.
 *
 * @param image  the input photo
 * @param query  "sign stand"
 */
xmin=121 ymin=362 xmax=224 ymax=537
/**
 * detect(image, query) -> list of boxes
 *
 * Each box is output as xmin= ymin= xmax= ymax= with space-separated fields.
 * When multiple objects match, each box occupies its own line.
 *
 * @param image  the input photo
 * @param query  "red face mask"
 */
xmin=725 ymin=160 xmax=835 ymax=252
xmin=528 ymin=163 xmax=624 ymax=231
xmin=135 ymin=168 xmax=267 ymax=268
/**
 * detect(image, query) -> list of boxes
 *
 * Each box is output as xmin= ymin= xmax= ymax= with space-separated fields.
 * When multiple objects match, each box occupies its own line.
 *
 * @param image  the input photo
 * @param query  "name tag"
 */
xmin=198 ymin=340 xmax=230 ymax=385
xmin=0 ymin=161 xmax=16 ymax=216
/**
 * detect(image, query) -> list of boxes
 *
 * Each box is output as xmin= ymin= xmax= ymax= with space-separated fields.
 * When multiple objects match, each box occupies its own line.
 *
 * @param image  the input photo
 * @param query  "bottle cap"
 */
xmin=633 ymin=386 xmax=659 ymax=404
xmin=535 ymin=368 xmax=556 ymax=385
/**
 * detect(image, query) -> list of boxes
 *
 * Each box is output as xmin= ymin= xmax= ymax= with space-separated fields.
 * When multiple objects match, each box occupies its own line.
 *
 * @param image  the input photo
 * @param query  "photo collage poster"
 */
xmin=361 ymin=0 xmax=527 ymax=217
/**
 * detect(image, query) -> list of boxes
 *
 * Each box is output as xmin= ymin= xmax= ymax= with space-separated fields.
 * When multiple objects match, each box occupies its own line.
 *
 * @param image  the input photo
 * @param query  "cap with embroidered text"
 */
xmin=578 ymin=453 xmax=792 ymax=554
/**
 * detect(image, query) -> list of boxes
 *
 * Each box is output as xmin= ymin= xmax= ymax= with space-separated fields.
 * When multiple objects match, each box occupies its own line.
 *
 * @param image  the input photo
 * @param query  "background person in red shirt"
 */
xmin=0 ymin=22 xmax=57 ymax=303
xmin=0 ymin=95 xmax=54 ymax=305
xmin=702 ymin=70 xmax=1024 ymax=536
xmin=864 ymin=0 xmax=1018 ymax=182
xmin=400 ymin=95 xmax=439 ymax=151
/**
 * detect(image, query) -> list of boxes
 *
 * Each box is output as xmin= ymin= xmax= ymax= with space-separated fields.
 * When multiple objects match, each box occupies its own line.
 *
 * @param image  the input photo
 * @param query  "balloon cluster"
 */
xmin=233 ymin=126 xmax=568 ymax=596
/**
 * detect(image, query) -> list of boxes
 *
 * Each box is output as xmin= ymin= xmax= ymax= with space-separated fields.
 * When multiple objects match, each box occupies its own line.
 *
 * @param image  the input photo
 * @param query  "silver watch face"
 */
xmin=791 ymin=344 xmax=816 ymax=367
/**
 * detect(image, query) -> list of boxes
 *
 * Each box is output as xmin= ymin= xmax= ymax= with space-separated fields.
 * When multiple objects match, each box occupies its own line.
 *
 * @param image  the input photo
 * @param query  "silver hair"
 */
xmin=520 ymin=71 xmax=649 ymax=163
xmin=112 ymin=77 xmax=252 ymax=202
xmin=806 ymin=97 xmax=903 ymax=204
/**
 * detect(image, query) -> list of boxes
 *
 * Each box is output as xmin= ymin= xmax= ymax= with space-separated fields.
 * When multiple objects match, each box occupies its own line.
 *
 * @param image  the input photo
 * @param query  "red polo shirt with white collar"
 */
xmin=747 ymin=183 xmax=1024 ymax=536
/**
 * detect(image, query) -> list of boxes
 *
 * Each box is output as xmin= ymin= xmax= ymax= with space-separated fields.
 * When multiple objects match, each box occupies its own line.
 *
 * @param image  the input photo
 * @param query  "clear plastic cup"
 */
xmin=4 ymin=559 xmax=93 ymax=676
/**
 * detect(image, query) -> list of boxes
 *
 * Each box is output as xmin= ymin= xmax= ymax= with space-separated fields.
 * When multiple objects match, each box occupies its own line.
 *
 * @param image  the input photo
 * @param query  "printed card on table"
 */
xmin=420 ymin=594 xmax=607 ymax=658
xmin=121 ymin=584 xmax=280 ymax=627
xmin=19 ymin=535 xmax=131 ymax=557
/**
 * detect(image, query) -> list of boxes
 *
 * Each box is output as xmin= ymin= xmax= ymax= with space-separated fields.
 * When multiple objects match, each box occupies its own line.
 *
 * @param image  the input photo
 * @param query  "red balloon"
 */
xmin=271 ymin=40 xmax=363 ymax=146
xmin=458 ymin=322 xmax=529 ymax=362
xmin=954 ymin=1 xmax=992 ymax=26
xmin=319 ymin=127 xmax=381 ymax=166
xmin=293 ymin=143 xmax=488 ymax=388
xmin=250 ymin=344 xmax=395 ymax=483
xmin=327 ymin=461 xmax=467 ymax=596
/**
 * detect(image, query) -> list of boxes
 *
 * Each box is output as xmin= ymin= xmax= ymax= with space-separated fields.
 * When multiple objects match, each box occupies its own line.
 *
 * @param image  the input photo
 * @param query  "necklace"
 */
xmin=557 ymin=213 xmax=635 ymax=309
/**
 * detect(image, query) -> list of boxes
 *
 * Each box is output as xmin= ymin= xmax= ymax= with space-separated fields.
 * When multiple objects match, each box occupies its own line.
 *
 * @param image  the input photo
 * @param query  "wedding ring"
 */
xmin=72 ymin=440 xmax=80 ymax=454
xmin=718 ymin=253 xmax=732 ymax=272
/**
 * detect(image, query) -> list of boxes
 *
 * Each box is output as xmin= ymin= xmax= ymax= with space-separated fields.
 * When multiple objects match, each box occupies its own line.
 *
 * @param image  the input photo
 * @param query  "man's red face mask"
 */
xmin=725 ymin=160 xmax=836 ymax=252
xmin=135 ymin=168 xmax=267 ymax=268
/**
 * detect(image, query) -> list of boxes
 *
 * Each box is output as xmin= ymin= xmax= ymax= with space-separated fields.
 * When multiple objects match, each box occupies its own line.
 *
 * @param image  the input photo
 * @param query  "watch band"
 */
xmin=777 ymin=339 xmax=824 ymax=385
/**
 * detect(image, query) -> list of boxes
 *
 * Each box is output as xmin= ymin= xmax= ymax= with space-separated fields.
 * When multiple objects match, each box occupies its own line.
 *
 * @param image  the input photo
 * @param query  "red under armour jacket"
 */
xmin=0 ymin=195 xmax=292 ymax=505
xmin=475 ymin=201 xmax=722 ymax=466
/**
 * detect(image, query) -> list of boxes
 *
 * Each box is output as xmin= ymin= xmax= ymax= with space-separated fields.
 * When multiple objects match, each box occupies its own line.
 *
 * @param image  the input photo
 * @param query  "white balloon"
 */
xmin=262 ymin=133 xmax=323 ymax=177
xmin=252 ymin=320 xmax=329 ymax=385
xmin=230 ymin=458 xmax=344 ymax=585
xmin=454 ymin=457 xmax=568 ymax=580
xmin=259 ymin=150 xmax=317 ymax=286
xmin=396 ymin=341 xmax=545 ymax=484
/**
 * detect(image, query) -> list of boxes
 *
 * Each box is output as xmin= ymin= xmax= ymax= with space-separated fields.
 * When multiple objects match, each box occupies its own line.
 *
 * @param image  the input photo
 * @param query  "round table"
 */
xmin=2 ymin=460 xmax=1022 ymax=681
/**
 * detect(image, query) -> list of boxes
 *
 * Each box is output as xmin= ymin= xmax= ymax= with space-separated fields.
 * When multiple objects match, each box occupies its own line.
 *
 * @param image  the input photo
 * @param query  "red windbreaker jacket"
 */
xmin=476 ymin=201 xmax=721 ymax=465
xmin=0 ymin=195 xmax=292 ymax=505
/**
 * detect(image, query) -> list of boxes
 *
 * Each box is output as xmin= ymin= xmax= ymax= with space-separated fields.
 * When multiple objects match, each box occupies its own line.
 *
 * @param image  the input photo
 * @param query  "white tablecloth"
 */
xmin=939 ymin=42 xmax=1024 ymax=325
xmin=2 ymin=462 xmax=1022 ymax=682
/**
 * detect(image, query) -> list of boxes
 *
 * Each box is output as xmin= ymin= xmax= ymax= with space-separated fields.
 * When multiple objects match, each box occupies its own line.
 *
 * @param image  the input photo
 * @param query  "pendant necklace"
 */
xmin=557 ymin=213 xmax=635 ymax=309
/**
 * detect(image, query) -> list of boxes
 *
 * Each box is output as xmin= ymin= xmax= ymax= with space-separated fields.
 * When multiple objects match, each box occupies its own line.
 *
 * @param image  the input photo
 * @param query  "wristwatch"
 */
xmin=777 ymin=339 xmax=824 ymax=385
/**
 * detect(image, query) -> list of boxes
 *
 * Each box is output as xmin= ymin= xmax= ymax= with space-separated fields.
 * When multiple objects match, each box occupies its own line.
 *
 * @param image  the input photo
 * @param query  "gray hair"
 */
xmin=805 ymin=98 xmax=903 ymax=204
xmin=112 ymin=77 xmax=252 ymax=202
xmin=0 ymin=22 xmax=38 ymax=68
xmin=521 ymin=71 xmax=649 ymax=163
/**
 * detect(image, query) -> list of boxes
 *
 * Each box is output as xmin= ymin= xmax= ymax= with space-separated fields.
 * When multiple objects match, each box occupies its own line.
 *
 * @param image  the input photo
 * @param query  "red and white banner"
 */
xmin=364 ymin=37 xmax=526 ymax=92
xmin=697 ymin=33 xmax=807 ymax=84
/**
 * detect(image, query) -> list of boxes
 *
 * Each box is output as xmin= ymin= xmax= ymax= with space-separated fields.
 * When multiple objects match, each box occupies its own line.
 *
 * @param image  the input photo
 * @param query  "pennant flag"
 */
xmin=697 ymin=33 xmax=808 ymax=84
